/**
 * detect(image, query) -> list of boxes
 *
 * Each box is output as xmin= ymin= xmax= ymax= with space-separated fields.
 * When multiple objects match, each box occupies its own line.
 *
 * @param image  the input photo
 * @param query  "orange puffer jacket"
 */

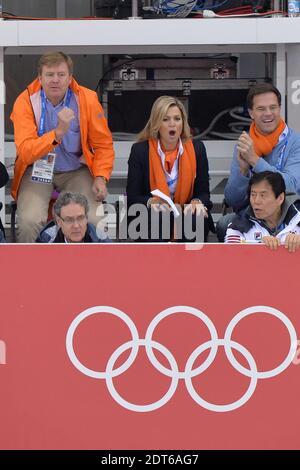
xmin=10 ymin=77 xmax=114 ymax=199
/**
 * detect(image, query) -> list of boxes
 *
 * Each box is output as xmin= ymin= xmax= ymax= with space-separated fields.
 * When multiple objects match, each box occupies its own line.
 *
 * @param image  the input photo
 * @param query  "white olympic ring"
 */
xmin=66 ymin=305 xmax=298 ymax=413
xmin=66 ymin=306 xmax=139 ymax=379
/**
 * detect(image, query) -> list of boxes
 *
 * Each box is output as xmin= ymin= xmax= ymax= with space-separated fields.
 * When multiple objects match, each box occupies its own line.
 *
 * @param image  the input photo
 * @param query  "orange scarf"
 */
xmin=149 ymin=138 xmax=196 ymax=206
xmin=249 ymin=119 xmax=285 ymax=157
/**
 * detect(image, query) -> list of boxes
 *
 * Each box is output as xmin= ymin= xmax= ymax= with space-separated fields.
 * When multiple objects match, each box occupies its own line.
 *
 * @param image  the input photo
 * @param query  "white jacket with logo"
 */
xmin=225 ymin=195 xmax=300 ymax=244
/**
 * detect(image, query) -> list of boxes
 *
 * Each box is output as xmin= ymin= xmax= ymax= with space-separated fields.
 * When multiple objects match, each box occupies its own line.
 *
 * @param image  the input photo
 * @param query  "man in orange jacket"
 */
xmin=11 ymin=51 xmax=114 ymax=242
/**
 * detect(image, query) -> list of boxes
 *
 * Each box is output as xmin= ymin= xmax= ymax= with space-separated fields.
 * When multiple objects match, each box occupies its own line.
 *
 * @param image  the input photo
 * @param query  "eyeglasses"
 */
xmin=58 ymin=214 xmax=87 ymax=225
xmin=253 ymin=105 xmax=280 ymax=113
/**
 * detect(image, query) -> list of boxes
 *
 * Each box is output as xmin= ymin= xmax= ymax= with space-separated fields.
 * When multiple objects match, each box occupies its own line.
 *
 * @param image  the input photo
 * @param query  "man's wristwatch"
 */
xmin=98 ymin=176 xmax=108 ymax=184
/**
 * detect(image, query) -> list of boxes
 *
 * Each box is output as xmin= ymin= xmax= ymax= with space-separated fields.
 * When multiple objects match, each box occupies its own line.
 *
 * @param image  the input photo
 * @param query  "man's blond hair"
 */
xmin=38 ymin=52 xmax=73 ymax=75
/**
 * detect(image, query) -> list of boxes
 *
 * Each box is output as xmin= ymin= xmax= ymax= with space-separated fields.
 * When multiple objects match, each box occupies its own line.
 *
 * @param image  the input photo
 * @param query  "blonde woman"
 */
xmin=126 ymin=96 xmax=214 ymax=241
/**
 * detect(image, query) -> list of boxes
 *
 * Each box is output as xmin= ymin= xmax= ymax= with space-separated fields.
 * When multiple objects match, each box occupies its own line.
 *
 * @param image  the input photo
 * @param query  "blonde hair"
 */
xmin=38 ymin=52 xmax=73 ymax=76
xmin=138 ymin=96 xmax=191 ymax=142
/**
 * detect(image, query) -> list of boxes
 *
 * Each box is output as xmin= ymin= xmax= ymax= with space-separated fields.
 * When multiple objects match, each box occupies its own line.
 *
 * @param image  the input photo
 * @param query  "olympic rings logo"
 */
xmin=66 ymin=305 xmax=298 ymax=413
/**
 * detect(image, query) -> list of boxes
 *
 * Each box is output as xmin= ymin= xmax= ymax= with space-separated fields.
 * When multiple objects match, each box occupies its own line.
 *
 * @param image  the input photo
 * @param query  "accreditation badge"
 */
xmin=31 ymin=153 xmax=56 ymax=184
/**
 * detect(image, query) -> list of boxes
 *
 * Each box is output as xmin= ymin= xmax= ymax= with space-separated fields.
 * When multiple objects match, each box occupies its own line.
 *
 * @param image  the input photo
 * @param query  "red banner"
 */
xmin=0 ymin=245 xmax=299 ymax=450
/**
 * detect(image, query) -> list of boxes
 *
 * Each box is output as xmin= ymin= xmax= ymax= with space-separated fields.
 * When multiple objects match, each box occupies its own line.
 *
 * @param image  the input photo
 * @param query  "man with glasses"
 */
xmin=217 ymin=82 xmax=300 ymax=241
xmin=36 ymin=192 xmax=108 ymax=243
